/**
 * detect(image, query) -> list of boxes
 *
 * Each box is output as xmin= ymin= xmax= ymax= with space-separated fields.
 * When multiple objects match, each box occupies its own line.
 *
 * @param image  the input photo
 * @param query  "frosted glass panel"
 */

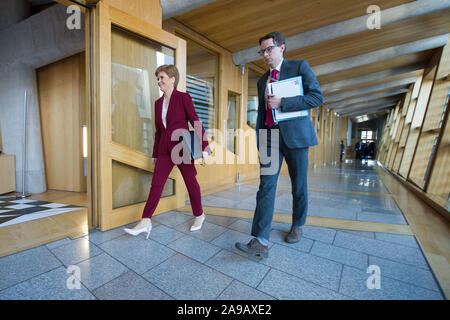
xmin=112 ymin=160 xmax=174 ymax=209
xmin=111 ymin=25 xmax=174 ymax=155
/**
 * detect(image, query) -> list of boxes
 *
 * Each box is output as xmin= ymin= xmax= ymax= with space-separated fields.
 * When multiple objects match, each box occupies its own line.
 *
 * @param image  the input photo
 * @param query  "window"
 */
xmin=227 ymin=91 xmax=240 ymax=154
xmin=246 ymin=68 xmax=261 ymax=129
xmin=111 ymin=26 xmax=174 ymax=156
xmin=361 ymin=130 xmax=373 ymax=140
xmin=177 ymin=33 xmax=219 ymax=140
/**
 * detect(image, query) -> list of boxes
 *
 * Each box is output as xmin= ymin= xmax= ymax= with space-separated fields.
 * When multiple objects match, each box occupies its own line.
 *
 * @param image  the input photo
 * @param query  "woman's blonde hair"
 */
xmin=155 ymin=64 xmax=179 ymax=89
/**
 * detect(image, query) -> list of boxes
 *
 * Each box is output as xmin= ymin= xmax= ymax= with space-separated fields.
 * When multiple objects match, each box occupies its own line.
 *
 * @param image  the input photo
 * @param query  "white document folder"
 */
xmin=268 ymin=76 xmax=309 ymax=122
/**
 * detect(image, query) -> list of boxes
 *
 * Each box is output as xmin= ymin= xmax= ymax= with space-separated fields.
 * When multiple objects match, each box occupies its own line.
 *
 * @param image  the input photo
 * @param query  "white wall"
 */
xmin=0 ymin=2 xmax=85 ymax=193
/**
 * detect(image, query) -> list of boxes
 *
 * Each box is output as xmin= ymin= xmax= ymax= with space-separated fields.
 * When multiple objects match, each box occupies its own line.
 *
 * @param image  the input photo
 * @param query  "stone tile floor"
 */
xmin=0 ymin=160 xmax=445 ymax=300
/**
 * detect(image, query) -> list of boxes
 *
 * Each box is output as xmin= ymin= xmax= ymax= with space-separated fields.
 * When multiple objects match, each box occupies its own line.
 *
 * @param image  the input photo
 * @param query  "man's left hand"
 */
xmin=267 ymin=94 xmax=281 ymax=109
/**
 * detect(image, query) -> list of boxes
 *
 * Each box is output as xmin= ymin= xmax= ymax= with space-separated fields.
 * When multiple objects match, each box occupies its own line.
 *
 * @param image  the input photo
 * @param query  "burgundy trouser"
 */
xmin=142 ymin=155 xmax=203 ymax=218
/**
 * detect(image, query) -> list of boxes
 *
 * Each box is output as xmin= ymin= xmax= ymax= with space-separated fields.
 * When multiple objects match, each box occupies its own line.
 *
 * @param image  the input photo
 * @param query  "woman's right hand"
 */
xmin=152 ymin=158 xmax=157 ymax=165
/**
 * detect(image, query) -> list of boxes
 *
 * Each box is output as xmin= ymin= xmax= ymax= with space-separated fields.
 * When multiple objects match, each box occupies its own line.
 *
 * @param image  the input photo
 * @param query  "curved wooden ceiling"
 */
xmin=172 ymin=0 xmax=450 ymax=119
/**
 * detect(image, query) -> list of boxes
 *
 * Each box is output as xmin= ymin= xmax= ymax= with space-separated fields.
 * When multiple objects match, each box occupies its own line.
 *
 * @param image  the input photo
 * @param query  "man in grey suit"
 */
xmin=236 ymin=32 xmax=323 ymax=258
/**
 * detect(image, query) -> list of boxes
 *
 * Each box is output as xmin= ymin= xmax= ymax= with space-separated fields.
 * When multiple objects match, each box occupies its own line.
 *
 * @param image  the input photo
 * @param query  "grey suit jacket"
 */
xmin=256 ymin=59 xmax=323 ymax=149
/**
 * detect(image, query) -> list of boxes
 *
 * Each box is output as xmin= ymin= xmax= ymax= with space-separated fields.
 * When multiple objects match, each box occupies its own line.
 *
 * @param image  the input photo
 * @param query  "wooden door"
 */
xmin=94 ymin=2 xmax=187 ymax=230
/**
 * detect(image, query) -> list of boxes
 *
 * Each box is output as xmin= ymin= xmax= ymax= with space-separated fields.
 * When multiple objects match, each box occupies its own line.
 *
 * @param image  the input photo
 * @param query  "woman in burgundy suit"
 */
xmin=124 ymin=64 xmax=210 ymax=239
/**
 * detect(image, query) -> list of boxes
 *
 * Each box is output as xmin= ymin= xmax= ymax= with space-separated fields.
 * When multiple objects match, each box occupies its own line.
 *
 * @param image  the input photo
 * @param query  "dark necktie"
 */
xmin=265 ymin=69 xmax=278 ymax=127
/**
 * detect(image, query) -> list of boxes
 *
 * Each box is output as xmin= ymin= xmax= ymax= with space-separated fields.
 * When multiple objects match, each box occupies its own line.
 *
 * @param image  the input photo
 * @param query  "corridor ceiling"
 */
xmin=170 ymin=0 xmax=450 ymax=121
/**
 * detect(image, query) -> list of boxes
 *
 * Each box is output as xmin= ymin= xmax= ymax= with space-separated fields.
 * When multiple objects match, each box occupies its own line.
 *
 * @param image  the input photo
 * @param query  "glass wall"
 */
xmin=177 ymin=33 xmax=219 ymax=140
xmin=227 ymin=91 xmax=240 ymax=154
xmin=111 ymin=26 xmax=174 ymax=155
xmin=246 ymin=68 xmax=261 ymax=129
xmin=110 ymin=25 xmax=175 ymax=208
xmin=112 ymin=161 xmax=174 ymax=209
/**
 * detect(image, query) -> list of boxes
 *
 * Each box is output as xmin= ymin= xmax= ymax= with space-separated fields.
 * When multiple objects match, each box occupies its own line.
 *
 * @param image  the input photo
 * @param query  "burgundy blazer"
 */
xmin=152 ymin=89 xmax=210 ymax=158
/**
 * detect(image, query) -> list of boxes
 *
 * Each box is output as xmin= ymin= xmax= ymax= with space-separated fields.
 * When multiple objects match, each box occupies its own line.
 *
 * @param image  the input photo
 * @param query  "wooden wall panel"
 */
xmin=399 ymin=129 xmax=419 ymax=178
xmin=422 ymin=80 xmax=450 ymax=132
xmin=427 ymin=115 xmax=450 ymax=208
xmin=399 ymin=123 xmax=410 ymax=147
xmin=394 ymin=117 xmax=405 ymax=143
xmin=409 ymin=132 xmax=437 ymax=188
xmin=393 ymin=148 xmax=404 ymax=172
xmin=0 ymin=155 xmax=16 ymax=194
xmin=388 ymin=143 xmax=398 ymax=170
xmin=37 ymin=53 xmax=87 ymax=192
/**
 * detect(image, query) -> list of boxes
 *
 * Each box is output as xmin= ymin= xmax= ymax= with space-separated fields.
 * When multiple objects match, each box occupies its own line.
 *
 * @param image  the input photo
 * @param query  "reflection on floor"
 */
xmin=0 ymin=160 xmax=446 ymax=300
xmin=198 ymin=161 xmax=408 ymax=225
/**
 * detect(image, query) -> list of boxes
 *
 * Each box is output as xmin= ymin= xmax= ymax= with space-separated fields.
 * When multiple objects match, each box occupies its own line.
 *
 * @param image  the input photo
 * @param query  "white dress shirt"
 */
xmin=162 ymin=96 xmax=169 ymax=128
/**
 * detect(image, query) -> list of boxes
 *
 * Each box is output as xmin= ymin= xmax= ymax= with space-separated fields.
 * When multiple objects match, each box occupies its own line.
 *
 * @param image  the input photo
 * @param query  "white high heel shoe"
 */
xmin=190 ymin=213 xmax=206 ymax=231
xmin=124 ymin=218 xmax=152 ymax=239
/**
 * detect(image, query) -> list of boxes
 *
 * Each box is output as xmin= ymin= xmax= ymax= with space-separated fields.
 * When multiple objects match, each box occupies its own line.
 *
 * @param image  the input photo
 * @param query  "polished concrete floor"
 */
xmin=0 ymin=160 xmax=444 ymax=300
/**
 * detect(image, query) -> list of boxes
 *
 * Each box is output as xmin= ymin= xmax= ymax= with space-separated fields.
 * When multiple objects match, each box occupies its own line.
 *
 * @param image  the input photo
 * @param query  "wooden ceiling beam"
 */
xmin=232 ymin=0 xmax=450 ymax=65
xmin=320 ymin=63 xmax=426 ymax=94
xmin=312 ymin=34 xmax=448 ymax=76
xmin=343 ymin=104 xmax=397 ymax=117
xmin=324 ymin=77 xmax=417 ymax=103
xmin=328 ymin=89 xmax=407 ymax=109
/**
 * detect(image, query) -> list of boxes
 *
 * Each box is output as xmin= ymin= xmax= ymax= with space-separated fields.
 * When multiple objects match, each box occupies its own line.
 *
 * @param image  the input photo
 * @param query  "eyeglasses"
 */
xmin=258 ymin=45 xmax=279 ymax=56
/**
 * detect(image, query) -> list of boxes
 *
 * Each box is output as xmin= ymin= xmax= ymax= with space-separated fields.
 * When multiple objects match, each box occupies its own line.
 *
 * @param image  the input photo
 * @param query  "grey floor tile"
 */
xmin=204 ymin=214 xmax=238 ymax=227
xmin=198 ymin=196 xmax=240 ymax=209
xmin=93 ymin=271 xmax=173 ymax=300
xmin=175 ymin=220 xmax=228 ymax=242
xmin=148 ymin=224 xmax=185 ymax=245
xmin=45 ymin=237 xmax=72 ymax=250
xmin=230 ymin=201 xmax=257 ymax=212
xmin=270 ymin=221 xmax=292 ymax=232
xmin=261 ymin=244 xmax=343 ymax=291
xmin=75 ymin=252 xmax=129 ymax=291
xmin=374 ymin=233 xmax=419 ymax=249
xmin=0 ymin=246 xmax=62 ymax=291
xmin=210 ymin=188 xmax=256 ymax=201
xmin=85 ymin=227 xmax=129 ymax=245
xmin=362 ymin=206 xmax=403 ymax=216
xmin=217 ymin=280 xmax=275 ymax=300
xmin=99 ymin=235 xmax=176 ymax=275
xmin=205 ymin=249 xmax=270 ymax=288
xmin=50 ymin=238 xmax=104 ymax=266
xmin=142 ymin=254 xmax=232 ymax=300
xmin=269 ymin=229 xmax=313 ymax=253
xmin=152 ymin=210 xmax=194 ymax=227
xmin=357 ymin=211 xmax=407 ymax=225
xmin=167 ymin=235 xmax=221 ymax=263
xmin=369 ymin=256 xmax=441 ymax=292
xmin=309 ymin=204 xmax=358 ymax=220
xmin=333 ymin=231 xmax=428 ymax=269
xmin=257 ymin=269 xmax=350 ymax=300
xmin=361 ymin=199 xmax=402 ymax=213
xmin=0 ymin=266 xmax=96 ymax=300
xmin=338 ymin=229 xmax=375 ymax=239
xmin=228 ymin=219 xmax=252 ymax=234
xmin=310 ymin=241 xmax=368 ymax=270
xmin=339 ymin=265 xmax=443 ymax=300
xmin=301 ymin=225 xmax=337 ymax=244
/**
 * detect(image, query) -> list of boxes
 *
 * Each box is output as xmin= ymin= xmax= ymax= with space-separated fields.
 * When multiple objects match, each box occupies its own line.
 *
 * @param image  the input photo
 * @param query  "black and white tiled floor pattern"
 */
xmin=0 ymin=197 xmax=82 ymax=228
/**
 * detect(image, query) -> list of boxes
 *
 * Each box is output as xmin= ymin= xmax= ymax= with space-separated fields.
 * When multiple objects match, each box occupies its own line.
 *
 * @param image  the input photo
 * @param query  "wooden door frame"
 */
xmin=93 ymin=1 xmax=187 ymax=231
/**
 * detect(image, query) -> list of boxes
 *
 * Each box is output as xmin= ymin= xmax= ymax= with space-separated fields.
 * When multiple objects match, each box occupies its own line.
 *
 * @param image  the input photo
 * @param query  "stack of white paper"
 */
xmin=268 ymin=76 xmax=308 ymax=122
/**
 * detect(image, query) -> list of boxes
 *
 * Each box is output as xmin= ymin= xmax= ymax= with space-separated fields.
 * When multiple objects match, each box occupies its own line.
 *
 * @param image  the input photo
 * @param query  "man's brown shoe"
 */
xmin=235 ymin=238 xmax=269 ymax=258
xmin=285 ymin=226 xmax=302 ymax=243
